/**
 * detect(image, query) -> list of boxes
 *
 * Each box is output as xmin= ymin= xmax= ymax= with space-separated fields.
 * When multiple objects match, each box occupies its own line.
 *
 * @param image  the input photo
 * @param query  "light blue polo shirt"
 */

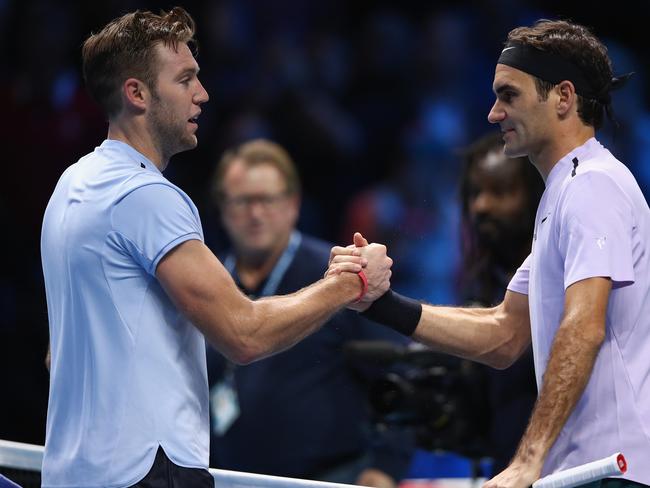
xmin=41 ymin=140 xmax=209 ymax=487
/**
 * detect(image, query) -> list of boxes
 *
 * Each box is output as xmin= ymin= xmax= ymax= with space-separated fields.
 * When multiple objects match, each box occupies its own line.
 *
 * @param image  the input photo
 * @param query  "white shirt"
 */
xmin=508 ymin=138 xmax=650 ymax=484
xmin=41 ymin=140 xmax=209 ymax=487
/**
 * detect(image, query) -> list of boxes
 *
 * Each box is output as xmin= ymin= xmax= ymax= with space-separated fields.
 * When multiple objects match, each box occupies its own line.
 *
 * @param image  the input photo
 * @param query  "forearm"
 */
xmin=512 ymin=315 xmax=604 ymax=466
xmin=158 ymin=240 xmax=366 ymax=364
xmin=159 ymin=239 xmax=395 ymax=363
xmin=236 ymin=272 xmax=361 ymax=362
xmin=413 ymin=300 xmax=529 ymax=368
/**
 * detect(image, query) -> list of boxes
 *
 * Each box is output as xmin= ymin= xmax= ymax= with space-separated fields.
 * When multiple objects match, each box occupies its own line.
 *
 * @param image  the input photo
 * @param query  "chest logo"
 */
xmin=597 ymin=237 xmax=607 ymax=250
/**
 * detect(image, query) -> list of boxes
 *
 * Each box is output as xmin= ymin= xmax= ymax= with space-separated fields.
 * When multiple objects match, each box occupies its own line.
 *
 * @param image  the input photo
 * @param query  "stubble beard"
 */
xmin=148 ymin=95 xmax=196 ymax=162
xmin=503 ymin=138 xmax=528 ymax=159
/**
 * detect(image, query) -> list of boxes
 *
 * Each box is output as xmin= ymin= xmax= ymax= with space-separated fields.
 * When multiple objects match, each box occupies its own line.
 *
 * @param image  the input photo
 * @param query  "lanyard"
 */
xmin=223 ymin=231 xmax=302 ymax=297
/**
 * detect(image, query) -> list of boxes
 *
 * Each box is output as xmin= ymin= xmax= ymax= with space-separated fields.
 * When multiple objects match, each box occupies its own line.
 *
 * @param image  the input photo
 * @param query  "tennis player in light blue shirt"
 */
xmin=42 ymin=139 xmax=210 ymax=486
xmin=40 ymin=7 xmax=391 ymax=488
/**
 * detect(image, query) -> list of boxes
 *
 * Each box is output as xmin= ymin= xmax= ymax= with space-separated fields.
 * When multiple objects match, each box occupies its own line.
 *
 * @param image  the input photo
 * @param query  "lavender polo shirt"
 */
xmin=508 ymin=138 xmax=650 ymax=483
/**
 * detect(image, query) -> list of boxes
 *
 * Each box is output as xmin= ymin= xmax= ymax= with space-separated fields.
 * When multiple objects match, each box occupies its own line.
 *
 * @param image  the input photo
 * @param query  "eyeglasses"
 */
xmin=222 ymin=192 xmax=290 ymax=212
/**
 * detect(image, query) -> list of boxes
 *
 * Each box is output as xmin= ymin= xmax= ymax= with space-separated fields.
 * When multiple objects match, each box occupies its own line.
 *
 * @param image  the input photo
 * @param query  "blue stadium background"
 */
xmin=1 ymin=0 xmax=648 ymax=467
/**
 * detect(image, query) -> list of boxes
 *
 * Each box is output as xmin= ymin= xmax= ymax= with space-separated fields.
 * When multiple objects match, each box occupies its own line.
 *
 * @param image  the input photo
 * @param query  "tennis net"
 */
xmin=0 ymin=439 xmax=361 ymax=488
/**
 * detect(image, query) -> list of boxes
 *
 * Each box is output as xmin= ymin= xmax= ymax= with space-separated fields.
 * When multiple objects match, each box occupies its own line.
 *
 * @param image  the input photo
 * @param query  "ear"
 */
xmin=556 ymin=80 xmax=577 ymax=117
xmin=122 ymin=77 xmax=150 ymax=113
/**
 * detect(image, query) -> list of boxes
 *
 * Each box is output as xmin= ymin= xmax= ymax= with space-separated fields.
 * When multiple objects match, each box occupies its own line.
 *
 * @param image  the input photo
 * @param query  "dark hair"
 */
xmin=82 ymin=7 xmax=196 ymax=118
xmin=212 ymin=139 xmax=302 ymax=206
xmin=506 ymin=20 xmax=612 ymax=130
xmin=458 ymin=132 xmax=544 ymax=304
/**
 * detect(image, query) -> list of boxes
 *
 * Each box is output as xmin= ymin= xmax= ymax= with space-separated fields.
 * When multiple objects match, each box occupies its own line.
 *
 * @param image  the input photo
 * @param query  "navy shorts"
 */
xmin=129 ymin=446 xmax=213 ymax=488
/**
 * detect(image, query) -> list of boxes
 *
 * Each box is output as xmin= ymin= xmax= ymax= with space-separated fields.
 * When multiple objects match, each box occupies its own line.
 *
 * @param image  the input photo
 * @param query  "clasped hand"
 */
xmin=326 ymin=232 xmax=392 ymax=311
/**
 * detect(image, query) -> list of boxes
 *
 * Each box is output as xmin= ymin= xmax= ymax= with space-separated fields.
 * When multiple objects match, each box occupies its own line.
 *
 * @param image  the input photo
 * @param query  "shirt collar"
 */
xmin=99 ymin=139 xmax=162 ymax=175
xmin=545 ymin=137 xmax=603 ymax=188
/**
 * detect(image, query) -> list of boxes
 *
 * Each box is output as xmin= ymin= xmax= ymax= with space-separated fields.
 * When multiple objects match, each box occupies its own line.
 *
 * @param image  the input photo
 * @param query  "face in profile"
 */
xmin=466 ymin=148 xmax=529 ymax=247
xmin=147 ymin=42 xmax=209 ymax=158
xmin=488 ymin=64 xmax=554 ymax=160
xmin=220 ymin=160 xmax=299 ymax=257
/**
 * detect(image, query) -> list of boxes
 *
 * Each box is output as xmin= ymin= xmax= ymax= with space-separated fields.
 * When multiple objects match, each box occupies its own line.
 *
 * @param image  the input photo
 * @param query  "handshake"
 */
xmin=326 ymin=232 xmax=393 ymax=312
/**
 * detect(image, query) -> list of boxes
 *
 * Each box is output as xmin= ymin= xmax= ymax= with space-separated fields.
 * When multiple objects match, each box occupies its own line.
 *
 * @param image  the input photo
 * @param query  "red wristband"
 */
xmin=354 ymin=270 xmax=368 ymax=303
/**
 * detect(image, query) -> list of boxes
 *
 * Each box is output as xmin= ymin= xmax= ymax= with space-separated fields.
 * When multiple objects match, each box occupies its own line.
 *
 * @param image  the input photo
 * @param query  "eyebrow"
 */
xmin=177 ymin=67 xmax=200 ymax=79
xmin=494 ymin=83 xmax=519 ymax=95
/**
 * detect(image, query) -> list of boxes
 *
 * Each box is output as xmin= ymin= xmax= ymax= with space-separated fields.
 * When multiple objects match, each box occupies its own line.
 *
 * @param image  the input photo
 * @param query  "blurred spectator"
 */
xmin=206 ymin=139 xmax=413 ymax=486
xmin=458 ymin=132 xmax=544 ymax=472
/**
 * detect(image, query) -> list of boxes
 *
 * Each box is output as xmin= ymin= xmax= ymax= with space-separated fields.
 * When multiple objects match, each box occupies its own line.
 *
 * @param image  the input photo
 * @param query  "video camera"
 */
xmin=345 ymin=341 xmax=488 ymax=457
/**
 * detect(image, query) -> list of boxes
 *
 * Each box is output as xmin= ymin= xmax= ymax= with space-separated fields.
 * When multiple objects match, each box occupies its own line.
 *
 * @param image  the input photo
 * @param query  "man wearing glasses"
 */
xmin=207 ymin=139 xmax=412 ymax=488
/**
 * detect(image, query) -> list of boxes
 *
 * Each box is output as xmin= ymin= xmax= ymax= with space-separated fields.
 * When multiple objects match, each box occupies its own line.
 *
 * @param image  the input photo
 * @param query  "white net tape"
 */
xmin=0 ymin=439 xmax=360 ymax=488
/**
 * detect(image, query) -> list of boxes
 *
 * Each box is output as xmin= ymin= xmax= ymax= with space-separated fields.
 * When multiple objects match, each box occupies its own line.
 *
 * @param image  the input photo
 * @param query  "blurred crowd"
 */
xmin=1 ymin=0 xmax=648 ymax=456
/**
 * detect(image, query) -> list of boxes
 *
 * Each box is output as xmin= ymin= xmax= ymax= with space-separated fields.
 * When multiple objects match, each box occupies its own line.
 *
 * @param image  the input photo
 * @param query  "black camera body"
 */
xmin=345 ymin=341 xmax=489 ymax=457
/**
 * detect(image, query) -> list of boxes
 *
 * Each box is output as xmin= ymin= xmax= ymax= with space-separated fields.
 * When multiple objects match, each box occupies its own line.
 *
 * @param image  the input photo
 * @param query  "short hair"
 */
xmin=212 ymin=139 xmax=302 ymax=206
xmin=506 ymin=20 xmax=612 ymax=130
xmin=82 ymin=7 xmax=196 ymax=119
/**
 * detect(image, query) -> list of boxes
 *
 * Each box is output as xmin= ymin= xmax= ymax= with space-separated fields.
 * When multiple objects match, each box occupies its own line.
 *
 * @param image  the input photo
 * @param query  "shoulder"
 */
xmin=297 ymin=234 xmax=333 ymax=264
xmin=110 ymin=177 xmax=202 ymax=238
xmin=116 ymin=175 xmax=196 ymax=212
xmin=554 ymin=165 xmax=635 ymax=237
xmin=280 ymin=234 xmax=331 ymax=285
xmin=562 ymin=166 xmax=631 ymax=211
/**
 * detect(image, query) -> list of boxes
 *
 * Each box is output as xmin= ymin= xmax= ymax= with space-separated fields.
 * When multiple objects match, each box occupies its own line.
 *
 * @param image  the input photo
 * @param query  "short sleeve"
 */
xmin=559 ymin=172 xmax=635 ymax=289
xmin=507 ymin=254 xmax=531 ymax=295
xmin=111 ymin=183 xmax=203 ymax=275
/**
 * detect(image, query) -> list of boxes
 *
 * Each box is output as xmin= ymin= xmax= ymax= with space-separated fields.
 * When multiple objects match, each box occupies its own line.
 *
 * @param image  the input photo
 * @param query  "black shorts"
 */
xmin=129 ymin=446 xmax=213 ymax=488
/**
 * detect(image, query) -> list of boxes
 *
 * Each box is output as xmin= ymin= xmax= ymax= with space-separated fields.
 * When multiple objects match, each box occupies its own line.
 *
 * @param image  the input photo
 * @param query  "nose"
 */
xmin=195 ymin=78 xmax=209 ymax=105
xmin=487 ymin=99 xmax=505 ymax=124
xmin=245 ymin=199 xmax=268 ymax=219
xmin=470 ymin=191 xmax=496 ymax=216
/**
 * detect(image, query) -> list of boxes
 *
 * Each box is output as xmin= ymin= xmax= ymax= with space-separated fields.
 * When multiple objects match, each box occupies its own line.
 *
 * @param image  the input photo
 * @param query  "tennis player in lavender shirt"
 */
xmin=329 ymin=20 xmax=649 ymax=488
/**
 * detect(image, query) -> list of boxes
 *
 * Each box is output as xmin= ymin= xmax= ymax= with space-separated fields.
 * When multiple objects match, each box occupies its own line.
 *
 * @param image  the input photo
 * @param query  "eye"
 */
xmin=501 ymin=90 xmax=516 ymax=103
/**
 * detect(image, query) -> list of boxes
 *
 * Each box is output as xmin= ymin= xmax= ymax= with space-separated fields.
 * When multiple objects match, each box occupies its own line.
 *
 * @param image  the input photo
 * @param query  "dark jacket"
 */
xmin=207 ymin=234 xmax=413 ymax=480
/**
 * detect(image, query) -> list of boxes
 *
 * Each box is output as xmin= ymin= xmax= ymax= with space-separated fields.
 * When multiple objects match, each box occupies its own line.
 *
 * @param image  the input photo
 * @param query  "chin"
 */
xmin=243 ymin=236 xmax=273 ymax=252
xmin=476 ymin=227 xmax=500 ymax=245
xmin=182 ymin=135 xmax=198 ymax=150
xmin=243 ymin=244 xmax=274 ymax=259
xmin=503 ymin=143 xmax=527 ymax=158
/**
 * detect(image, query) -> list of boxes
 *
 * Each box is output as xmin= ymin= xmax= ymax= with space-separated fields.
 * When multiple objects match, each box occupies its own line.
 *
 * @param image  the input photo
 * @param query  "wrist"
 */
xmin=354 ymin=270 xmax=368 ymax=303
xmin=361 ymin=289 xmax=422 ymax=336
xmin=333 ymin=271 xmax=367 ymax=304
xmin=512 ymin=440 xmax=547 ymax=469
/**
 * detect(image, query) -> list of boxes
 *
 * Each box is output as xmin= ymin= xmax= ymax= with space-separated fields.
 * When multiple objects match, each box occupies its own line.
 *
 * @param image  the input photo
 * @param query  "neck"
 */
xmin=529 ymin=123 xmax=594 ymax=181
xmin=108 ymin=117 xmax=168 ymax=171
xmin=235 ymin=233 xmax=292 ymax=291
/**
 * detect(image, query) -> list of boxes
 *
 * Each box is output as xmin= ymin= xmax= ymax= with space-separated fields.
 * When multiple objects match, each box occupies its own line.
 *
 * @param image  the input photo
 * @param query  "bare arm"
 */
xmin=328 ymin=238 xmax=530 ymax=369
xmin=356 ymin=468 xmax=396 ymax=488
xmin=156 ymin=239 xmax=391 ymax=365
xmin=484 ymin=277 xmax=611 ymax=488
xmin=411 ymin=289 xmax=531 ymax=369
